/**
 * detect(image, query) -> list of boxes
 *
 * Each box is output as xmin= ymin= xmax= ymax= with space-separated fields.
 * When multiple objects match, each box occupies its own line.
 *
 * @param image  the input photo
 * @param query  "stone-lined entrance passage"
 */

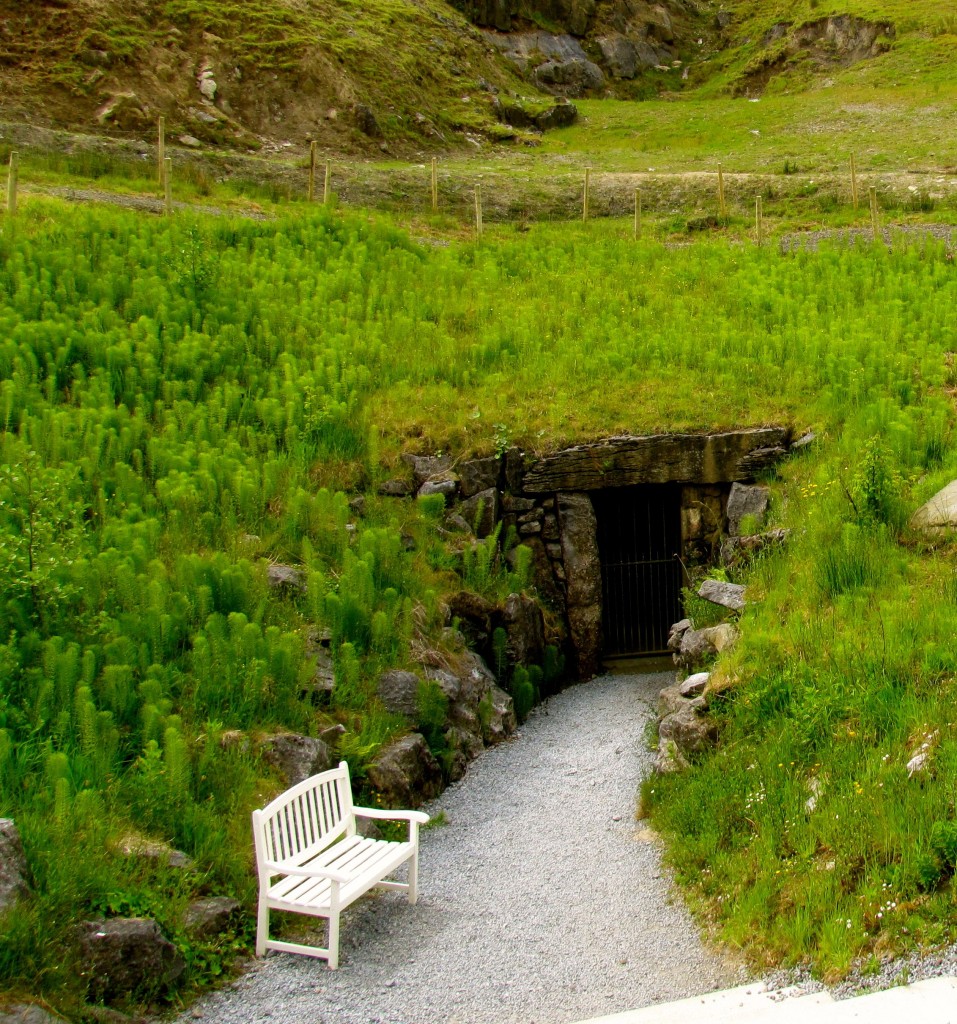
xmin=386 ymin=427 xmax=798 ymax=680
xmin=593 ymin=485 xmax=682 ymax=656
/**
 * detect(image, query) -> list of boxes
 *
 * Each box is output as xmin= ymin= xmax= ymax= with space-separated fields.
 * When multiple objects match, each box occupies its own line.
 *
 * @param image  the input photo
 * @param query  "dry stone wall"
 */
xmin=383 ymin=429 xmax=796 ymax=680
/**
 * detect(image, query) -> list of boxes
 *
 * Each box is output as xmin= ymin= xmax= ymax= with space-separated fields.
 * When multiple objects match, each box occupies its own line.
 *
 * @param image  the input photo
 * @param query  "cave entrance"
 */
xmin=593 ymin=485 xmax=683 ymax=657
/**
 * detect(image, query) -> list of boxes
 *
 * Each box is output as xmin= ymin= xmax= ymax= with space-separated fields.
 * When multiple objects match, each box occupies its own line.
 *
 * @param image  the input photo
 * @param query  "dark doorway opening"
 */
xmin=593 ymin=485 xmax=683 ymax=657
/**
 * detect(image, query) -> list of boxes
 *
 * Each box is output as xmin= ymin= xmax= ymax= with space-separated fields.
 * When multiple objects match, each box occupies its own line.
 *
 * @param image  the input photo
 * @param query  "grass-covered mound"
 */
xmin=1 ymin=197 xmax=957 ymax=1006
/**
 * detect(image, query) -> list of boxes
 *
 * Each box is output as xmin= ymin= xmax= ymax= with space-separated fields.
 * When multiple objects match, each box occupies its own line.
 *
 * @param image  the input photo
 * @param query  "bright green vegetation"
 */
xmin=2 ymin=190 xmax=957 ymax=1006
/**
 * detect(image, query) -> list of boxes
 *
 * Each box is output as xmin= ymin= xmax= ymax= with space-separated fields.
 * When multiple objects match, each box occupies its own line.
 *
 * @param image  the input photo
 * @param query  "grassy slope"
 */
xmin=0 ymin=0 xmax=528 ymax=153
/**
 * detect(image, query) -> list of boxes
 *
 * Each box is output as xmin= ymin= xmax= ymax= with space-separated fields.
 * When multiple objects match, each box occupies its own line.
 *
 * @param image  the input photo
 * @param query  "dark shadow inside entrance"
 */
xmin=593 ymin=484 xmax=683 ymax=657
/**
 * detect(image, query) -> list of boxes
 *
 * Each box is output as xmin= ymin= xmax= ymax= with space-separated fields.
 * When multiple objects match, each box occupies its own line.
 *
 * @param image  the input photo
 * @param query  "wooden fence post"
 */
xmin=474 ymin=186 xmax=483 ymax=238
xmin=164 ymin=157 xmax=173 ymax=215
xmin=869 ymin=186 xmax=879 ymax=242
xmin=6 ymin=151 xmax=18 ymax=218
xmin=718 ymin=163 xmax=726 ymax=219
xmin=308 ymin=141 xmax=317 ymax=202
xmin=850 ymin=154 xmax=858 ymax=211
xmin=583 ymin=168 xmax=591 ymax=223
xmin=634 ymin=188 xmax=641 ymax=240
xmin=323 ymin=161 xmax=331 ymax=205
xmin=755 ymin=195 xmax=763 ymax=246
xmin=431 ymin=157 xmax=438 ymax=212
xmin=158 ymin=116 xmax=166 ymax=185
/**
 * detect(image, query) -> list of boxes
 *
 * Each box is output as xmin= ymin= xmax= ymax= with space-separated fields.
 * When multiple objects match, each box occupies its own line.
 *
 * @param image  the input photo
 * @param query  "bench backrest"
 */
xmin=253 ymin=761 xmax=355 ymax=872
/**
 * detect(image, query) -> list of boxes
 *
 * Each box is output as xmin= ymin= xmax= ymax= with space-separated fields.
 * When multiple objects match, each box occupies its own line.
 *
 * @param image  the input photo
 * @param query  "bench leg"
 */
xmin=256 ymin=899 xmax=269 ymax=957
xmin=327 ymin=911 xmax=340 ymax=970
xmin=408 ymin=850 xmax=419 ymax=905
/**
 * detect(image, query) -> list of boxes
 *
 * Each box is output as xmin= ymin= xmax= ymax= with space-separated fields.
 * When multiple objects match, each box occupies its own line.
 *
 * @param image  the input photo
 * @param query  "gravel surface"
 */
xmin=186 ymin=671 xmax=737 ymax=1024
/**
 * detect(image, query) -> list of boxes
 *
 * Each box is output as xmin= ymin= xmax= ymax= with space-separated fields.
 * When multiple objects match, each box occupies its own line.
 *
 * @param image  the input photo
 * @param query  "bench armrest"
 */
xmin=353 ymin=806 xmax=430 ymax=826
xmin=262 ymin=859 xmax=350 ymax=884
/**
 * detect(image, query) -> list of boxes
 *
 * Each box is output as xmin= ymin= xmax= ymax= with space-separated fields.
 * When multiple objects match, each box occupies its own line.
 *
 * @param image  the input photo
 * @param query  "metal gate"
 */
xmin=593 ymin=485 xmax=683 ymax=656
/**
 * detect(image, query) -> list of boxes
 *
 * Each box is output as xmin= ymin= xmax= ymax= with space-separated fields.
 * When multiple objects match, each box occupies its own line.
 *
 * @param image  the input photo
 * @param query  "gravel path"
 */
xmin=187 ymin=671 xmax=737 ymax=1024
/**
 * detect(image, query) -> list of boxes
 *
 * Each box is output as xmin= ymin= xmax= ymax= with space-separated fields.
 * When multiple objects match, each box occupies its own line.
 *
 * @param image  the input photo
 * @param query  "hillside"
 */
xmin=1 ymin=1 xmax=955 ymax=155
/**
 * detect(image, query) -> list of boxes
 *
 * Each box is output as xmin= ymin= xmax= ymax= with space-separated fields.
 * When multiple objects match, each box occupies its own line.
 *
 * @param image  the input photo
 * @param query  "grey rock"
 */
xmin=658 ymin=704 xmax=718 ymax=757
xmin=459 ymin=650 xmax=500 ymax=704
xmin=302 ymin=646 xmax=335 ymax=699
xmin=535 ymin=102 xmax=578 ymax=130
xmin=0 ymin=819 xmax=29 ymax=913
xmin=792 ymin=430 xmax=816 ymax=450
xmin=911 ymin=480 xmax=957 ymax=536
xmin=679 ymin=672 xmax=710 ymax=698
xmin=78 ymin=918 xmax=185 ymax=1004
xmin=558 ymin=492 xmax=602 ymax=679
xmin=504 ymin=446 xmax=525 ymax=493
xmin=367 ymin=734 xmax=443 ymax=808
xmin=534 ymin=58 xmax=604 ymax=97
xmin=697 ymin=579 xmax=746 ymax=611
xmin=266 ymin=563 xmax=306 ymax=594
xmin=447 ymin=590 xmax=495 ymax=649
xmin=378 ymin=478 xmax=414 ymax=497
xmin=523 ymin=429 xmax=790 ymax=493
xmin=502 ymin=592 xmax=545 ymax=667
xmin=425 ymin=668 xmax=461 ymax=703
xmin=458 ymin=457 xmax=500 ymax=498
xmin=726 ymin=482 xmax=770 ymax=537
xmin=655 ymin=735 xmax=690 ymax=774
xmin=597 ymin=35 xmax=637 ymax=78
xmin=715 ymin=10 xmax=732 ymax=30
xmin=178 ymin=134 xmax=202 ymax=148
xmin=459 ymin=487 xmax=499 ymax=538
xmin=445 ymin=513 xmax=473 ymax=534
xmin=353 ymin=103 xmax=381 ymax=137
xmin=502 ymin=494 xmax=537 ymax=513
xmin=260 ymin=733 xmax=332 ymax=785
xmin=667 ymin=618 xmax=693 ymax=653
xmin=720 ymin=528 xmax=790 ymax=566
xmin=183 ymin=897 xmax=241 ymax=941
xmin=0 ymin=1006 xmax=63 ymax=1024
xmin=482 ymin=685 xmax=517 ymax=745
xmin=657 ymin=681 xmax=688 ymax=719
xmin=674 ymin=623 xmax=738 ymax=669
xmin=113 ymin=834 xmax=193 ymax=870
xmin=418 ymin=472 xmax=459 ymax=499
xmin=403 ymin=453 xmax=452 ymax=487
xmin=377 ymin=670 xmax=422 ymax=719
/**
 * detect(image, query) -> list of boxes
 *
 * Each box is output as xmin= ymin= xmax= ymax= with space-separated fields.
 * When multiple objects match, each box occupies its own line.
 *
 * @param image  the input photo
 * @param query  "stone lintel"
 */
xmin=521 ymin=428 xmax=791 ymax=494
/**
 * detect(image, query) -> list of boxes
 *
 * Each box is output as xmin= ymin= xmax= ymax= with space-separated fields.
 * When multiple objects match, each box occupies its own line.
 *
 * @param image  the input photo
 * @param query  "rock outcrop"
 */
xmin=77 ymin=918 xmax=185 ymax=1004
xmin=0 ymin=819 xmax=29 ymax=913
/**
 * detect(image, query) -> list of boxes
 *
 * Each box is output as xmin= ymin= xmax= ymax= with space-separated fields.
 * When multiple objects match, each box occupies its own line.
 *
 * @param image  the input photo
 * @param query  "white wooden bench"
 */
xmin=252 ymin=760 xmax=429 ymax=969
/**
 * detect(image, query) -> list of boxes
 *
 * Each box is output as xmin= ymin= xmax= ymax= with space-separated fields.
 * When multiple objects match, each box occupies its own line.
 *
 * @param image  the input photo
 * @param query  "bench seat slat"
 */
xmin=268 ymin=838 xmax=414 ymax=912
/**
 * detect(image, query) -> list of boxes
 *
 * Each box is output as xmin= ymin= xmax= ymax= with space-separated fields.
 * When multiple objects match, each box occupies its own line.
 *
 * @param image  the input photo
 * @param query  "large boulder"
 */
xmin=726 ymin=483 xmax=770 ymax=536
xmin=558 ymin=493 xmax=602 ymax=679
xmin=377 ymin=669 xmax=421 ymax=719
xmin=597 ymin=35 xmax=637 ymax=78
xmin=0 ymin=819 xmax=29 ymax=913
xmin=259 ymin=733 xmax=332 ymax=785
xmin=911 ymin=480 xmax=957 ymax=536
xmin=534 ymin=57 xmax=604 ymax=96
xmin=367 ymin=733 xmax=442 ymax=808
xmin=77 ymin=918 xmax=185 ymax=1004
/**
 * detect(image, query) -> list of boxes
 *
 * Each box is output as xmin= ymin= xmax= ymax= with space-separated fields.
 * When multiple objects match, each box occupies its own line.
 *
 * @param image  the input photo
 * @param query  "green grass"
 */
xmin=1 ymin=181 xmax=957 ymax=1004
